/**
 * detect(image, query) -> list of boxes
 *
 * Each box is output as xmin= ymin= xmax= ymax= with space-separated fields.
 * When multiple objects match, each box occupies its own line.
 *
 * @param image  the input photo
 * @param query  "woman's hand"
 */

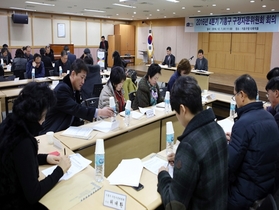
xmin=47 ymin=155 xmax=60 ymax=165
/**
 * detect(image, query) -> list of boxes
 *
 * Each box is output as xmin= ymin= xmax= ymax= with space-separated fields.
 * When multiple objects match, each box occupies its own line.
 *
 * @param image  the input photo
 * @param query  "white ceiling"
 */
xmin=1 ymin=0 xmax=279 ymax=20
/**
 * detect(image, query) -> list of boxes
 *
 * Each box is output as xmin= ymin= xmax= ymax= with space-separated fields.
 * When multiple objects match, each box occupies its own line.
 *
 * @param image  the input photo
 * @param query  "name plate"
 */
xmin=146 ymin=109 xmax=155 ymax=118
xmin=103 ymin=190 xmax=126 ymax=210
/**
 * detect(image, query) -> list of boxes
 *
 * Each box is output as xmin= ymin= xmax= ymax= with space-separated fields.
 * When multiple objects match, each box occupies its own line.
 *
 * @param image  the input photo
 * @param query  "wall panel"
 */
xmin=87 ymin=21 xmax=101 ymax=46
xmin=52 ymin=19 xmax=70 ymax=44
xmin=33 ymin=17 xmax=52 ymax=46
xmin=71 ymin=20 xmax=86 ymax=45
xmin=0 ymin=15 xmax=9 ymax=45
xmin=10 ymin=17 xmax=32 ymax=46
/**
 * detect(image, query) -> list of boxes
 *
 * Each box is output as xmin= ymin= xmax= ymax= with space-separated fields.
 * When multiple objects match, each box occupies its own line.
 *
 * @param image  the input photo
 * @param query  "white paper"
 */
xmin=61 ymin=126 xmax=93 ymax=139
xmin=42 ymin=153 xmax=92 ymax=181
xmin=142 ymin=156 xmax=173 ymax=178
xmin=156 ymin=102 xmax=165 ymax=108
xmin=217 ymin=118 xmax=234 ymax=133
xmin=92 ymin=121 xmax=119 ymax=133
xmin=138 ymin=107 xmax=152 ymax=114
xmin=119 ymin=111 xmax=144 ymax=120
xmin=107 ymin=158 xmax=143 ymax=187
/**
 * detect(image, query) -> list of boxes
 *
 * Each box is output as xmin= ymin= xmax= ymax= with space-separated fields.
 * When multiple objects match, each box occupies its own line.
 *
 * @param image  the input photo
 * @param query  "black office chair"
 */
xmin=251 ymin=194 xmax=277 ymax=210
xmin=159 ymin=87 xmax=167 ymax=99
xmin=129 ymin=91 xmax=136 ymax=107
xmin=49 ymin=70 xmax=54 ymax=76
xmin=13 ymin=69 xmax=26 ymax=79
xmin=92 ymin=83 xmax=104 ymax=97
xmin=0 ymin=75 xmax=15 ymax=82
xmin=81 ymin=97 xmax=99 ymax=109
xmin=81 ymin=65 xmax=102 ymax=99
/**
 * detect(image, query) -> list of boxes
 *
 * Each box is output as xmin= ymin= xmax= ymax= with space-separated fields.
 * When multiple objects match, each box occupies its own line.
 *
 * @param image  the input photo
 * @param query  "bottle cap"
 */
xmin=166 ymin=121 xmax=174 ymax=134
xmin=95 ymin=139 xmax=105 ymax=154
xmin=32 ymin=68 xmax=35 ymax=73
xmin=59 ymin=66 xmax=62 ymax=70
xmin=165 ymin=91 xmax=170 ymax=100
xmin=125 ymin=100 xmax=131 ymax=110
xmin=109 ymin=97 xmax=115 ymax=108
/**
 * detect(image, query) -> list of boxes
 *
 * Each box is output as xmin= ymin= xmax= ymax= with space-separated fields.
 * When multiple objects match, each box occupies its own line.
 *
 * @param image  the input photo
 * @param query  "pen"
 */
xmin=64 ymin=148 xmax=66 ymax=155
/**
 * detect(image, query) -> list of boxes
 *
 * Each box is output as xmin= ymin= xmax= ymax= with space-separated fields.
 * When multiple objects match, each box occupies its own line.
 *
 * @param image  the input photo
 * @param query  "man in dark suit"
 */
xmin=99 ymin=35 xmax=109 ymax=69
xmin=24 ymin=46 xmax=34 ymax=61
xmin=162 ymin=46 xmax=176 ymax=67
xmin=54 ymin=50 xmax=71 ymax=76
xmin=64 ymin=45 xmax=76 ymax=64
xmin=40 ymin=48 xmax=53 ymax=76
xmin=194 ymin=49 xmax=208 ymax=71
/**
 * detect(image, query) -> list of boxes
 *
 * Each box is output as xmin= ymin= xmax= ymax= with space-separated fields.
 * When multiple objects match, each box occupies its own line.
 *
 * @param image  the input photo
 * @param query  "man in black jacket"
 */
xmin=40 ymin=59 xmax=113 ymax=134
xmin=99 ymin=35 xmax=109 ymax=69
xmin=162 ymin=46 xmax=175 ymax=67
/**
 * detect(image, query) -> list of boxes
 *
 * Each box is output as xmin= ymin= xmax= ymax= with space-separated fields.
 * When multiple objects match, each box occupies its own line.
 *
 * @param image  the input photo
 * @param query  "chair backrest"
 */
xmin=81 ymin=64 xmax=102 ymax=99
xmin=49 ymin=69 xmax=54 ymax=76
xmin=92 ymin=83 xmax=104 ymax=97
xmin=13 ymin=69 xmax=25 ymax=79
xmin=82 ymin=97 xmax=99 ymax=108
xmin=129 ymin=91 xmax=136 ymax=107
xmin=0 ymin=75 xmax=15 ymax=82
xmin=252 ymin=194 xmax=277 ymax=210
xmin=160 ymin=87 xmax=167 ymax=99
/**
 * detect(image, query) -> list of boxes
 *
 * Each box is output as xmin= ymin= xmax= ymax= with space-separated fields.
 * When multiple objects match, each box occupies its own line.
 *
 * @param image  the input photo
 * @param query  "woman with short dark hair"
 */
xmin=0 ymin=82 xmax=71 ymax=209
xmin=11 ymin=49 xmax=28 ymax=79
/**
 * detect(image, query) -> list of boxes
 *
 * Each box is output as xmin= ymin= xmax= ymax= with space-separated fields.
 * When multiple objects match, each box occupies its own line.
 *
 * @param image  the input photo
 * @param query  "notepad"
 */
xmin=92 ymin=120 xmax=119 ymax=133
xmin=142 ymin=155 xmax=173 ymax=178
xmin=119 ymin=111 xmax=144 ymax=119
xmin=61 ymin=126 xmax=94 ymax=139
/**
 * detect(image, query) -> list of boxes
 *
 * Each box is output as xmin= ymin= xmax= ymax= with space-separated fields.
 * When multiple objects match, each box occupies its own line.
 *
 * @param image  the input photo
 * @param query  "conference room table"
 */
xmin=37 ymin=134 xmax=146 ymax=210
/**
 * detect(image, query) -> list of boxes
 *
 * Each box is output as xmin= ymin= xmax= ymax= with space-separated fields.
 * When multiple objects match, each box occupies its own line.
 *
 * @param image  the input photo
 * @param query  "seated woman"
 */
xmin=167 ymin=58 xmax=191 ymax=92
xmin=132 ymin=63 xmax=163 ymax=110
xmin=112 ymin=51 xmax=126 ymax=68
xmin=0 ymin=82 xmax=71 ymax=209
xmin=98 ymin=66 xmax=126 ymax=113
xmin=11 ymin=49 xmax=28 ymax=79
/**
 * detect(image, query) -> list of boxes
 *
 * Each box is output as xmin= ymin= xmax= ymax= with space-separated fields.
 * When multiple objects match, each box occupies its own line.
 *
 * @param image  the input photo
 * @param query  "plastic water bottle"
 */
xmin=165 ymin=91 xmax=171 ymax=114
xmin=109 ymin=97 xmax=116 ymax=122
xmin=95 ymin=139 xmax=105 ymax=182
xmin=31 ymin=68 xmax=35 ymax=81
xmin=0 ymin=58 xmax=3 ymax=65
xmin=59 ymin=66 xmax=62 ymax=77
xmin=125 ymin=100 xmax=131 ymax=126
xmin=166 ymin=121 xmax=174 ymax=155
xmin=256 ymin=91 xmax=259 ymax=101
xmin=230 ymin=99 xmax=236 ymax=119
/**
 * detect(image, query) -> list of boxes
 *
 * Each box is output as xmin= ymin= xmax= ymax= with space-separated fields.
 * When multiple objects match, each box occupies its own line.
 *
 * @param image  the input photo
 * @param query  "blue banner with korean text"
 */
xmin=193 ymin=14 xmax=279 ymax=32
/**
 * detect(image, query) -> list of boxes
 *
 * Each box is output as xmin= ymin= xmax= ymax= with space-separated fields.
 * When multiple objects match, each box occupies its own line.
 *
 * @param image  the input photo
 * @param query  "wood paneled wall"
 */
xmin=198 ymin=32 xmax=273 ymax=78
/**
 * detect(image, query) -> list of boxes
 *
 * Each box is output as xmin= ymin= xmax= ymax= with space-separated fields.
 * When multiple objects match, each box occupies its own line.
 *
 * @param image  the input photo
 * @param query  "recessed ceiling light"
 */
xmin=197 ymin=10 xmax=201 ymax=12
xmin=182 ymin=7 xmax=185 ymax=9
xmin=118 ymin=17 xmax=133 ymax=20
xmin=25 ymin=1 xmax=54 ymax=6
xmin=166 ymin=0 xmax=179 ymax=2
xmin=84 ymin=9 xmax=105 ymax=13
xmin=157 ymin=9 xmax=160 ymax=11
xmin=173 ymin=12 xmax=176 ymax=14
xmin=250 ymin=0 xmax=255 ymax=3
xmin=164 ymin=16 xmax=167 ymax=18
xmin=146 ymin=17 xmax=149 ymax=19
xmin=113 ymin=3 xmax=136 ymax=8
xmin=238 ymin=11 xmax=241 ymax=13
xmin=226 ymin=8 xmax=230 ymax=10
xmin=262 ymin=5 xmax=266 ymax=7
xmin=212 ymin=4 xmax=216 ymax=7
xmin=10 ymin=6 xmax=36 ymax=11
xmin=210 ymin=13 xmax=213 ymax=15
xmin=133 ymin=11 xmax=136 ymax=14
xmin=63 ymin=12 xmax=83 ymax=15
xmin=116 ymin=14 xmax=119 ymax=15
xmin=271 ymin=9 xmax=275 ymax=11
xmin=149 ymin=14 xmax=152 ymax=16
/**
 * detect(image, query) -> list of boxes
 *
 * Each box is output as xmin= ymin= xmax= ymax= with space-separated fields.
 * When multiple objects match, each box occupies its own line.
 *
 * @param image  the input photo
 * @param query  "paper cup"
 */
xmin=95 ymin=139 xmax=105 ymax=154
xmin=46 ymin=131 xmax=54 ymax=145
xmin=204 ymin=90 xmax=208 ymax=94
xmin=166 ymin=121 xmax=174 ymax=134
xmin=125 ymin=100 xmax=131 ymax=110
xmin=165 ymin=91 xmax=170 ymax=100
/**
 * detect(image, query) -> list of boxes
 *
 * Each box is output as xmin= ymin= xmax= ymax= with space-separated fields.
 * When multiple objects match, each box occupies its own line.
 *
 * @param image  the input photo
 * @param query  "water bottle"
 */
xmin=0 ymin=58 xmax=3 ymax=65
xmin=166 ymin=121 xmax=174 ymax=155
xmin=165 ymin=91 xmax=171 ymax=114
xmin=31 ymin=68 xmax=35 ymax=81
xmin=59 ymin=66 xmax=62 ymax=77
xmin=95 ymin=139 xmax=105 ymax=182
xmin=151 ymin=57 xmax=154 ymax=64
xmin=109 ymin=97 xmax=116 ymax=122
xmin=125 ymin=100 xmax=131 ymax=126
xmin=230 ymin=99 xmax=236 ymax=119
xmin=256 ymin=91 xmax=259 ymax=101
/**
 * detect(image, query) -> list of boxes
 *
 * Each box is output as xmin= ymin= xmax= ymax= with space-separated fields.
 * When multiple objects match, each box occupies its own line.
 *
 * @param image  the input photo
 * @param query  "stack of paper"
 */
xmin=156 ymin=102 xmax=165 ymax=108
xmin=142 ymin=155 xmax=174 ymax=178
xmin=92 ymin=120 xmax=119 ymax=133
xmin=61 ymin=126 xmax=93 ymax=139
xmin=217 ymin=118 xmax=234 ymax=133
xmin=119 ymin=111 xmax=144 ymax=119
xmin=107 ymin=158 xmax=143 ymax=187
xmin=42 ymin=153 xmax=92 ymax=181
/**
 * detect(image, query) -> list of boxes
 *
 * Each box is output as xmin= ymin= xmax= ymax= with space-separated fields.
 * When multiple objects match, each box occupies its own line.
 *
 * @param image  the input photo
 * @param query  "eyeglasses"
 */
xmin=231 ymin=92 xmax=240 ymax=101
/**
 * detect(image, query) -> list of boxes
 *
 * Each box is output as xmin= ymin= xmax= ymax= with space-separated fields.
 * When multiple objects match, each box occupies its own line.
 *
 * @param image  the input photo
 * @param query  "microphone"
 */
xmin=189 ymin=56 xmax=194 ymax=60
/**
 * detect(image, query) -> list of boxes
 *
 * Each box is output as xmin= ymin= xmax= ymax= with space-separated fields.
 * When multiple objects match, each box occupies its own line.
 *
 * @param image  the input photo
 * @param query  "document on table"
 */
xmin=107 ymin=158 xmax=143 ymax=187
xmin=61 ymin=126 xmax=94 ymax=139
xmin=217 ymin=118 xmax=234 ymax=133
xmin=92 ymin=120 xmax=119 ymax=133
xmin=142 ymin=155 xmax=174 ymax=178
xmin=119 ymin=110 xmax=144 ymax=119
xmin=42 ymin=153 xmax=92 ymax=181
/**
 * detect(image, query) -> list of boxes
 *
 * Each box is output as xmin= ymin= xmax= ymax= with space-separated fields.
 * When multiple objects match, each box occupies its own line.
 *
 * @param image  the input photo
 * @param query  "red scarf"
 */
xmin=114 ymin=90 xmax=125 ymax=112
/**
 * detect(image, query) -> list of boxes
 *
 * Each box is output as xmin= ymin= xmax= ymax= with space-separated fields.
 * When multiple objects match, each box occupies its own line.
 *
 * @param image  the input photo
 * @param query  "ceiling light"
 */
xmin=118 ymin=17 xmax=133 ymax=20
xmin=116 ymin=14 xmax=119 ymax=15
xmin=262 ymin=5 xmax=266 ymax=7
xmin=173 ymin=12 xmax=176 ymax=14
xmin=93 ymin=15 xmax=108 ymax=18
xmin=212 ymin=4 xmax=216 ymax=6
xmin=149 ymin=14 xmax=152 ymax=16
xmin=133 ymin=11 xmax=136 ymax=14
xmin=210 ymin=13 xmax=213 ymax=15
xmin=226 ymin=8 xmax=230 ymax=10
xmin=182 ymin=7 xmax=185 ymax=9
xmin=250 ymin=0 xmax=255 ymax=3
xmin=146 ymin=17 xmax=149 ymax=19
xmin=84 ymin=9 xmax=105 ymax=13
xmin=238 ymin=11 xmax=241 ymax=13
xmin=113 ymin=3 xmax=136 ymax=8
xmin=271 ymin=9 xmax=275 ymax=11
xmin=166 ymin=0 xmax=179 ymax=2
xmin=157 ymin=9 xmax=160 ymax=11
xmin=197 ymin=10 xmax=201 ymax=12
xmin=164 ymin=16 xmax=167 ymax=18
xmin=63 ymin=12 xmax=83 ymax=15
xmin=25 ymin=1 xmax=54 ymax=6
xmin=10 ymin=6 xmax=36 ymax=11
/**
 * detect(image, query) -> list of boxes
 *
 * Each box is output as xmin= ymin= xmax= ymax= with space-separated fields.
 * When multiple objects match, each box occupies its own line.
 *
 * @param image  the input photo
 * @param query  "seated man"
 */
xmin=40 ymin=48 xmax=53 ymax=76
xmin=45 ymin=45 xmax=54 ymax=62
xmin=227 ymin=74 xmax=279 ymax=209
xmin=26 ymin=53 xmax=45 ymax=78
xmin=157 ymin=76 xmax=228 ymax=210
xmin=40 ymin=59 xmax=113 ymax=134
xmin=162 ymin=46 xmax=175 ymax=67
xmin=64 ymin=45 xmax=76 ymax=64
xmin=194 ymin=49 xmax=208 ymax=71
xmin=24 ymin=46 xmax=34 ymax=61
xmin=54 ymin=50 xmax=71 ymax=76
